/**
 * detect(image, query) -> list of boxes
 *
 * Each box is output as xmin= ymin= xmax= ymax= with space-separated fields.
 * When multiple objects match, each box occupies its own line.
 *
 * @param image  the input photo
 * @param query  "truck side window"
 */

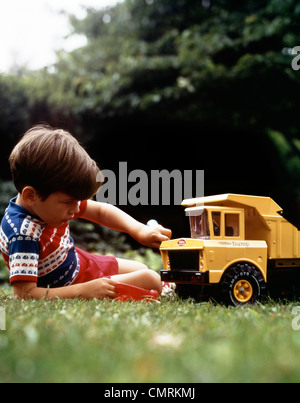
xmin=225 ymin=213 xmax=239 ymax=237
xmin=212 ymin=212 xmax=221 ymax=236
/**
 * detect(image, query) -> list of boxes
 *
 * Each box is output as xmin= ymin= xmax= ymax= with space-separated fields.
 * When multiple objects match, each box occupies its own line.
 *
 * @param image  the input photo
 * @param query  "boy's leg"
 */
xmin=113 ymin=258 xmax=162 ymax=293
xmin=116 ymin=258 xmax=148 ymax=274
xmin=75 ymin=249 xmax=161 ymax=292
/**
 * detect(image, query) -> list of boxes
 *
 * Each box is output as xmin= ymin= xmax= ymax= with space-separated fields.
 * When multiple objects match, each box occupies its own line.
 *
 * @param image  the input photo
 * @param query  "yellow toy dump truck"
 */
xmin=160 ymin=194 xmax=300 ymax=305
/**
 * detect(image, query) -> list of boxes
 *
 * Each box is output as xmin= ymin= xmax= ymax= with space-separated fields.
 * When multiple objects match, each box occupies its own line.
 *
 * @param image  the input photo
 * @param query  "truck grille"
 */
xmin=168 ymin=250 xmax=199 ymax=271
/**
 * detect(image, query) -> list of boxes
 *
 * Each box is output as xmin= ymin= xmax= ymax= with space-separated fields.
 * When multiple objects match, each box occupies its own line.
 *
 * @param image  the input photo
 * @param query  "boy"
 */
xmin=0 ymin=125 xmax=171 ymax=300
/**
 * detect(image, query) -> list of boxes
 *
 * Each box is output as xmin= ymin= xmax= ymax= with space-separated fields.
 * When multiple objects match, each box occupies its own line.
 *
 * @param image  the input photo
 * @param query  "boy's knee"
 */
xmin=135 ymin=261 xmax=149 ymax=271
xmin=141 ymin=268 xmax=162 ymax=293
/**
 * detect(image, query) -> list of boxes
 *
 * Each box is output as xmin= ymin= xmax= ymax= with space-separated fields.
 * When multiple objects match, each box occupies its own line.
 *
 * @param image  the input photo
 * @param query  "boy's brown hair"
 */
xmin=9 ymin=125 xmax=101 ymax=200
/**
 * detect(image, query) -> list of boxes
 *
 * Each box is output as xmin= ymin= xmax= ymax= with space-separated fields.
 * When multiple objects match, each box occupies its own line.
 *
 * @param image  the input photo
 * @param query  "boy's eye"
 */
xmin=62 ymin=200 xmax=80 ymax=206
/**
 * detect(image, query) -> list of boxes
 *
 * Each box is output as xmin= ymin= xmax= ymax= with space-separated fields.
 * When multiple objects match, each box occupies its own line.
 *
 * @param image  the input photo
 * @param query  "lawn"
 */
xmin=1 ymin=286 xmax=300 ymax=383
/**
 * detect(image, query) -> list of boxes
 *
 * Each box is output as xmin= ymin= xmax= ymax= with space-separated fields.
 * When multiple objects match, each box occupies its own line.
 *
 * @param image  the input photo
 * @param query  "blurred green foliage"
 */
xmin=1 ymin=1 xmax=299 ymax=123
xmin=1 ymin=1 xmax=300 ymax=205
xmin=1 ymin=1 xmax=300 ymax=165
xmin=47 ymin=0 xmax=300 ymax=131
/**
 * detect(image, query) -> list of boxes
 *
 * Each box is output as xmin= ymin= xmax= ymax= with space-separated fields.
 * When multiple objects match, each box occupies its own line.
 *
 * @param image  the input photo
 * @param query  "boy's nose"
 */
xmin=70 ymin=202 xmax=80 ymax=215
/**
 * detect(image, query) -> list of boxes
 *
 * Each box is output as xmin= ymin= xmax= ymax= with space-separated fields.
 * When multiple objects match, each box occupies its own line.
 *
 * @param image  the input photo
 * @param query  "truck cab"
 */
xmin=160 ymin=194 xmax=278 ymax=305
xmin=187 ymin=205 xmax=244 ymax=240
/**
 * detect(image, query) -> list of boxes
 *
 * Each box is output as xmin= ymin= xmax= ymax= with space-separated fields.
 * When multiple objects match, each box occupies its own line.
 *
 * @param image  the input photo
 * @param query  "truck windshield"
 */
xmin=188 ymin=209 xmax=210 ymax=239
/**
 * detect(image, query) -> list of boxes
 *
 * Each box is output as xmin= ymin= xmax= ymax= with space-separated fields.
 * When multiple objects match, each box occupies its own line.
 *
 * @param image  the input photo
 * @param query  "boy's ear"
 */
xmin=21 ymin=186 xmax=39 ymax=205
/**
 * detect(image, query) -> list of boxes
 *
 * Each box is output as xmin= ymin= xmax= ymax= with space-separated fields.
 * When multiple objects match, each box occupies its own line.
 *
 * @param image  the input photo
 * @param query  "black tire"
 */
xmin=220 ymin=263 xmax=267 ymax=306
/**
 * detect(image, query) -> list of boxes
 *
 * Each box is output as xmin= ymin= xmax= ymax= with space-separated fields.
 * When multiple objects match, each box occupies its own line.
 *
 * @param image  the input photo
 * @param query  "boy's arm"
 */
xmin=81 ymin=200 xmax=172 ymax=249
xmin=13 ymin=278 xmax=117 ymax=300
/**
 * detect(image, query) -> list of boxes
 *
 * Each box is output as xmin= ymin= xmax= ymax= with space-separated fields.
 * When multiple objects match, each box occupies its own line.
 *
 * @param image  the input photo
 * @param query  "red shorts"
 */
xmin=72 ymin=248 xmax=119 ymax=284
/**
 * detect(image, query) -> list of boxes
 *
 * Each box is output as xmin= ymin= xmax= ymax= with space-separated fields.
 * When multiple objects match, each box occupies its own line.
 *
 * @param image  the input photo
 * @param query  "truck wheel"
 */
xmin=220 ymin=263 xmax=266 ymax=306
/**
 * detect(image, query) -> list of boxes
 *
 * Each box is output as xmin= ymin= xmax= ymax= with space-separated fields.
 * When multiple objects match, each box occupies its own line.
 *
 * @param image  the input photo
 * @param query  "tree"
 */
xmin=0 ymin=74 xmax=31 ymax=178
xmin=2 ymin=0 xmax=300 ymax=220
xmin=57 ymin=0 xmax=300 ymax=128
xmin=50 ymin=0 xmax=300 ymax=205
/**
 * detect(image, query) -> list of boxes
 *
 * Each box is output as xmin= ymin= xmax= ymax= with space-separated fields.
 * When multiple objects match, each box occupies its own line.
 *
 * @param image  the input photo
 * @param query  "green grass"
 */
xmin=1 ymin=287 xmax=300 ymax=383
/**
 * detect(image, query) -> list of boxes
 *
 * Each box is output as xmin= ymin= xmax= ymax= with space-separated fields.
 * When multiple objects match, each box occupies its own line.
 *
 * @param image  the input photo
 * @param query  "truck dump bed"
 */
xmin=182 ymin=194 xmax=300 ymax=260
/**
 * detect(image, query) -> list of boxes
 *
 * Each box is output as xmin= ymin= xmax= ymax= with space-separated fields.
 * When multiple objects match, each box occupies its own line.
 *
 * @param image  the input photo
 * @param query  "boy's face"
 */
xmin=31 ymin=192 xmax=81 ymax=228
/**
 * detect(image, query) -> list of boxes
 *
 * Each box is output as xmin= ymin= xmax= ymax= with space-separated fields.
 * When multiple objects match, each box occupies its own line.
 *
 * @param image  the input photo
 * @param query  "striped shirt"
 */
xmin=0 ymin=197 xmax=87 ymax=287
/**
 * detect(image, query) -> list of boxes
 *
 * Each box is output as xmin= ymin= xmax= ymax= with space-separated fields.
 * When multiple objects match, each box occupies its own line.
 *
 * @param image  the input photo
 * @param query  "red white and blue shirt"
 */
xmin=0 ymin=197 xmax=87 ymax=287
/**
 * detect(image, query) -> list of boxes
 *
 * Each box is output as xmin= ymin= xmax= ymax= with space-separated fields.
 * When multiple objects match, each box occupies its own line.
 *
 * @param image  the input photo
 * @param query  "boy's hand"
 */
xmin=13 ymin=278 xmax=118 ymax=300
xmin=79 ymin=278 xmax=118 ymax=300
xmin=135 ymin=224 xmax=172 ymax=249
